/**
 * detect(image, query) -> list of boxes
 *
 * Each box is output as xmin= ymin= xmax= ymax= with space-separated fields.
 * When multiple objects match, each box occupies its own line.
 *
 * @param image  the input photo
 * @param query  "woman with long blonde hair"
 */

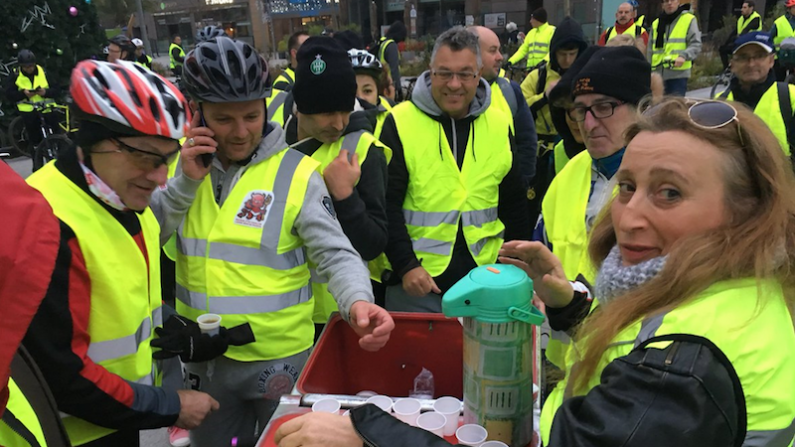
xmin=500 ymin=97 xmax=795 ymax=446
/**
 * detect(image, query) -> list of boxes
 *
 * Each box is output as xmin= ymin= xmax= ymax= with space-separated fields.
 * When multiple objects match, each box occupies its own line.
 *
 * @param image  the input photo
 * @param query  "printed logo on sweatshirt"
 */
xmin=258 ymin=362 xmax=300 ymax=399
xmin=235 ymin=190 xmax=273 ymax=228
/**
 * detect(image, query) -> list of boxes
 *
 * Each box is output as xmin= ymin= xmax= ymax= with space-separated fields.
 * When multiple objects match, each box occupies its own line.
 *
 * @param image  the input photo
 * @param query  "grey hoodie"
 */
xmin=150 ymin=124 xmax=373 ymax=321
xmin=411 ymin=70 xmax=492 ymax=119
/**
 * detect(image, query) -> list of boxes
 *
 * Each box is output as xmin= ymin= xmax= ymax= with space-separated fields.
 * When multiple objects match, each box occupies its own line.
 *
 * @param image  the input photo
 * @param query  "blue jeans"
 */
xmin=664 ymin=78 xmax=688 ymax=97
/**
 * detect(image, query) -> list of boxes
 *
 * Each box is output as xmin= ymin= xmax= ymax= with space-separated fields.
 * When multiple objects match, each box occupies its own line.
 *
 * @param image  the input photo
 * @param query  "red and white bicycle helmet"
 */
xmin=70 ymin=60 xmax=190 ymax=140
xmin=788 ymin=0 xmax=795 ymax=7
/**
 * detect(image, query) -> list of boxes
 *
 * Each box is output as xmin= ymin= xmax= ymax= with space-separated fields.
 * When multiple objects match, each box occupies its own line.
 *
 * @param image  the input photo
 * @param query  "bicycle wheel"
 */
xmin=9 ymin=116 xmax=32 ymax=157
xmin=710 ymin=70 xmax=732 ymax=99
xmin=33 ymin=134 xmax=71 ymax=171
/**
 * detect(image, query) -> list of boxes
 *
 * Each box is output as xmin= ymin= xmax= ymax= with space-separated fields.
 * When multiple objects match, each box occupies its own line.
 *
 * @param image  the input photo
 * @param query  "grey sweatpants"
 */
xmin=384 ymin=284 xmax=442 ymax=313
xmin=184 ymin=350 xmax=310 ymax=447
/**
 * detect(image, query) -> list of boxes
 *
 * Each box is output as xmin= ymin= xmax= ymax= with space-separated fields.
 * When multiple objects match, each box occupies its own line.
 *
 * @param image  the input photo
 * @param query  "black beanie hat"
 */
xmin=571 ymin=46 xmax=651 ymax=106
xmin=293 ymin=36 xmax=357 ymax=115
xmin=333 ymin=30 xmax=364 ymax=51
xmin=531 ymin=8 xmax=547 ymax=23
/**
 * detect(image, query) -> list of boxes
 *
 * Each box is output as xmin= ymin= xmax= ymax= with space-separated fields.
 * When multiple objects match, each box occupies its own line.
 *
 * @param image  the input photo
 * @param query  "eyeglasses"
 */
xmin=431 ymin=69 xmax=478 ymax=82
xmin=567 ymin=101 xmax=625 ymax=122
xmin=93 ymin=138 xmax=180 ymax=169
xmin=731 ymin=53 xmax=771 ymax=63
xmin=644 ymin=100 xmax=745 ymax=146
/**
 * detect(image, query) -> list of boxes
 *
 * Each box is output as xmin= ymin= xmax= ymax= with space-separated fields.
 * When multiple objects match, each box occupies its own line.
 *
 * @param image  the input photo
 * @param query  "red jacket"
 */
xmin=0 ymin=162 xmax=60 ymax=414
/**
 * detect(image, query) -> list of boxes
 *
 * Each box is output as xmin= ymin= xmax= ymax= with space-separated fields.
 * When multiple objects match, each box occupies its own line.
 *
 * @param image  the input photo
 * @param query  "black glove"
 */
xmin=151 ymin=315 xmax=255 ymax=363
xmin=502 ymin=61 xmax=513 ymax=70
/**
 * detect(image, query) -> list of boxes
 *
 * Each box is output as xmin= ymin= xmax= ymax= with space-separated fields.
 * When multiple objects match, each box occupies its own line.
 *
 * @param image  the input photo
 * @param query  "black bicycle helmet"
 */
xmin=18 ymin=50 xmax=36 ymax=65
xmin=108 ymin=34 xmax=136 ymax=61
xmin=196 ymin=25 xmax=227 ymax=43
xmin=183 ymin=36 xmax=269 ymax=103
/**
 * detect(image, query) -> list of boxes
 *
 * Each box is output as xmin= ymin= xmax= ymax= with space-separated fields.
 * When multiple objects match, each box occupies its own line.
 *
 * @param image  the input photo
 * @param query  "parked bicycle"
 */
xmin=505 ymin=64 xmax=531 ymax=83
xmin=8 ymin=99 xmax=78 ymax=158
xmin=710 ymin=67 xmax=733 ymax=99
xmin=402 ymin=76 xmax=419 ymax=102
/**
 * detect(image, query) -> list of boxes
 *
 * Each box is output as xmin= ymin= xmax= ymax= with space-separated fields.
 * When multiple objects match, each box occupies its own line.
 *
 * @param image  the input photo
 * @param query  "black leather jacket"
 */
xmin=349 ymin=333 xmax=745 ymax=447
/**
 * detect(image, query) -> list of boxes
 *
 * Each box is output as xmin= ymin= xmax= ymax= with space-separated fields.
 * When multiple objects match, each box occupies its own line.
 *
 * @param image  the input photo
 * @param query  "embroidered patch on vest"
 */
xmin=235 ymin=190 xmax=273 ymax=228
xmin=321 ymin=195 xmax=336 ymax=219
xmin=258 ymin=362 xmax=300 ymax=399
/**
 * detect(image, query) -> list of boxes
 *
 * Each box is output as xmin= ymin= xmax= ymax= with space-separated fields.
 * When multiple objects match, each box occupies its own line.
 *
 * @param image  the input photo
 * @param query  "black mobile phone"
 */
xmin=198 ymin=104 xmax=214 ymax=168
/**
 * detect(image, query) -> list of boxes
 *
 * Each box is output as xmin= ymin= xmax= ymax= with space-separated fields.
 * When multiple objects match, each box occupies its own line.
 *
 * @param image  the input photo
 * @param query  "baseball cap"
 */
xmin=733 ymin=31 xmax=773 ymax=54
xmin=132 ymin=38 xmax=144 ymax=48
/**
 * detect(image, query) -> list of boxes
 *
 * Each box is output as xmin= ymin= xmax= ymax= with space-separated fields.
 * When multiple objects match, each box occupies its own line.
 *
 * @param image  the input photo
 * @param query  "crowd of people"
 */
xmin=2 ymin=1 xmax=795 ymax=447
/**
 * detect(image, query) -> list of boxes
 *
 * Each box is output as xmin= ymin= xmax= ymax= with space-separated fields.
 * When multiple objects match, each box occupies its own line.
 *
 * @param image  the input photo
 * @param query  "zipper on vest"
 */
xmin=451 ymin=117 xmax=458 ymax=162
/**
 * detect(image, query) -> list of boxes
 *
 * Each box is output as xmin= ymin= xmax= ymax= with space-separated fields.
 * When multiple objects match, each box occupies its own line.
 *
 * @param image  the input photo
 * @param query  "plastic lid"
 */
xmin=442 ymin=264 xmax=544 ymax=325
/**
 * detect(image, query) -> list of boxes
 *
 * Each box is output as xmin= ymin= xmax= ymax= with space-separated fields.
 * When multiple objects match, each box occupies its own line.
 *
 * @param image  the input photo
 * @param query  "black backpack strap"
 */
xmin=605 ymin=26 xmax=614 ymax=39
xmin=535 ymin=64 xmax=548 ymax=96
xmin=495 ymin=77 xmax=518 ymax=116
xmin=9 ymin=346 xmax=71 ymax=447
xmin=777 ymin=82 xmax=795 ymax=156
xmin=718 ymin=87 xmax=731 ymax=100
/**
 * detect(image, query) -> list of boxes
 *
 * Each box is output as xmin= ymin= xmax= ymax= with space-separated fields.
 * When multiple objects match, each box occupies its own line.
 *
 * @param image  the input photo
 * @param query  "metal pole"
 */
xmin=135 ymin=0 xmax=153 ymax=57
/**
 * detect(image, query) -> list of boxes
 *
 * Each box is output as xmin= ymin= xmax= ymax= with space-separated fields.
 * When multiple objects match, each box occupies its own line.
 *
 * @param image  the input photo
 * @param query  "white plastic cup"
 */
xmin=197 ymin=313 xmax=222 ymax=336
xmin=311 ymin=398 xmax=341 ymax=414
xmin=432 ymin=396 xmax=462 ymax=436
xmin=416 ymin=411 xmax=447 ymax=437
xmin=393 ymin=398 xmax=421 ymax=426
xmin=366 ymin=395 xmax=393 ymax=413
xmin=456 ymin=424 xmax=488 ymax=446
xmin=480 ymin=442 xmax=508 ymax=447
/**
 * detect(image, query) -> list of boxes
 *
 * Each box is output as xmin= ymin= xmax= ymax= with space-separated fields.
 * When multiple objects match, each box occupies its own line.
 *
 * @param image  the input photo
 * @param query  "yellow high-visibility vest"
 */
xmin=309 ymin=130 xmax=392 ymax=323
xmin=540 ymin=279 xmax=795 ymax=446
xmin=388 ymin=101 xmax=512 ymax=277
xmin=175 ymin=148 xmax=320 ymax=361
xmin=27 ymin=162 xmax=162 ymax=445
xmin=15 ymin=66 xmax=48 ymax=113
xmin=651 ymin=13 xmax=695 ymax=71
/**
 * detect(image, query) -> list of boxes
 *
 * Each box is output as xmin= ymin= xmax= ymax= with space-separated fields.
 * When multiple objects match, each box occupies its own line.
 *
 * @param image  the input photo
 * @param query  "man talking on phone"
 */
xmin=157 ymin=36 xmax=396 ymax=447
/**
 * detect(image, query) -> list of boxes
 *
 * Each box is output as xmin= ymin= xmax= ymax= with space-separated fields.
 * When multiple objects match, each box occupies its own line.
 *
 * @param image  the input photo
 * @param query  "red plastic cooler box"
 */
xmin=297 ymin=312 xmax=464 ymax=398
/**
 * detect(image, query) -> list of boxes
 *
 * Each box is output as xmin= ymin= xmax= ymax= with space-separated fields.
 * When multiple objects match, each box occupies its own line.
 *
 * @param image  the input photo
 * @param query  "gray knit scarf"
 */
xmin=594 ymin=245 xmax=668 ymax=305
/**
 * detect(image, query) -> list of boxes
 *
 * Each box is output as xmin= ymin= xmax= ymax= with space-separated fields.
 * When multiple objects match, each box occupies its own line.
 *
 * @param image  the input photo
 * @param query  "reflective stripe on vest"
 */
xmin=774 ymin=15 xmax=795 ymax=53
xmin=651 ymin=13 xmax=695 ymax=71
xmin=541 ymin=151 xmax=596 ymax=282
xmin=26 ymin=163 xmax=162 ymax=445
xmin=718 ymin=83 xmax=793 ymax=155
xmin=169 ymin=43 xmax=184 ymax=69
xmin=738 ymin=12 xmax=762 ymax=34
xmin=0 ymin=379 xmax=47 ymax=447
xmin=540 ymin=279 xmax=795 ymax=446
xmin=525 ymin=24 xmax=555 ymax=68
xmin=267 ymin=90 xmax=289 ymax=127
xmin=390 ymin=101 xmax=512 ymax=277
xmin=308 ymin=130 xmax=393 ymax=323
xmin=175 ymin=147 xmax=320 ymax=361
xmin=606 ymin=24 xmax=642 ymax=42
xmin=15 ymin=66 xmax=48 ymax=113
xmin=273 ymin=67 xmax=295 ymax=91
xmin=493 ymin=77 xmax=518 ymax=117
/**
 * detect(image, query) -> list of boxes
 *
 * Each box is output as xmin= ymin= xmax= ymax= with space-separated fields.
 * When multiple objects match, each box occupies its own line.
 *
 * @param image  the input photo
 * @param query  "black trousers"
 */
xmin=82 ymin=429 xmax=139 ymax=447
xmin=21 ymin=111 xmax=60 ymax=147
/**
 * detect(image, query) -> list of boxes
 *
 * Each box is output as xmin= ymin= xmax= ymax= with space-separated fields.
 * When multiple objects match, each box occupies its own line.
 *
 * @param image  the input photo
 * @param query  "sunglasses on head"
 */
xmin=643 ymin=100 xmax=745 ymax=146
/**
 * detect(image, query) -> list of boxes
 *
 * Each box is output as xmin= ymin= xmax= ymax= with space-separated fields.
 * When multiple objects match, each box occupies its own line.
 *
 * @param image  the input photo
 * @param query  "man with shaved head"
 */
xmin=598 ymin=2 xmax=648 ymax=50
xmin=471 ymin=25 xmax=537 ymax=195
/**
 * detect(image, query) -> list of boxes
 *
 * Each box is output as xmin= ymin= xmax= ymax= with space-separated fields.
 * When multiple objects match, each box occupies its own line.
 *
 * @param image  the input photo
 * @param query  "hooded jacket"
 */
xmin=522 ymin=17 xmax=587 ymax=137
xmin=379 ymin=71 xmax=531 ymax=292
xmin=285 ymin=108 xmax=389 ymax=261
